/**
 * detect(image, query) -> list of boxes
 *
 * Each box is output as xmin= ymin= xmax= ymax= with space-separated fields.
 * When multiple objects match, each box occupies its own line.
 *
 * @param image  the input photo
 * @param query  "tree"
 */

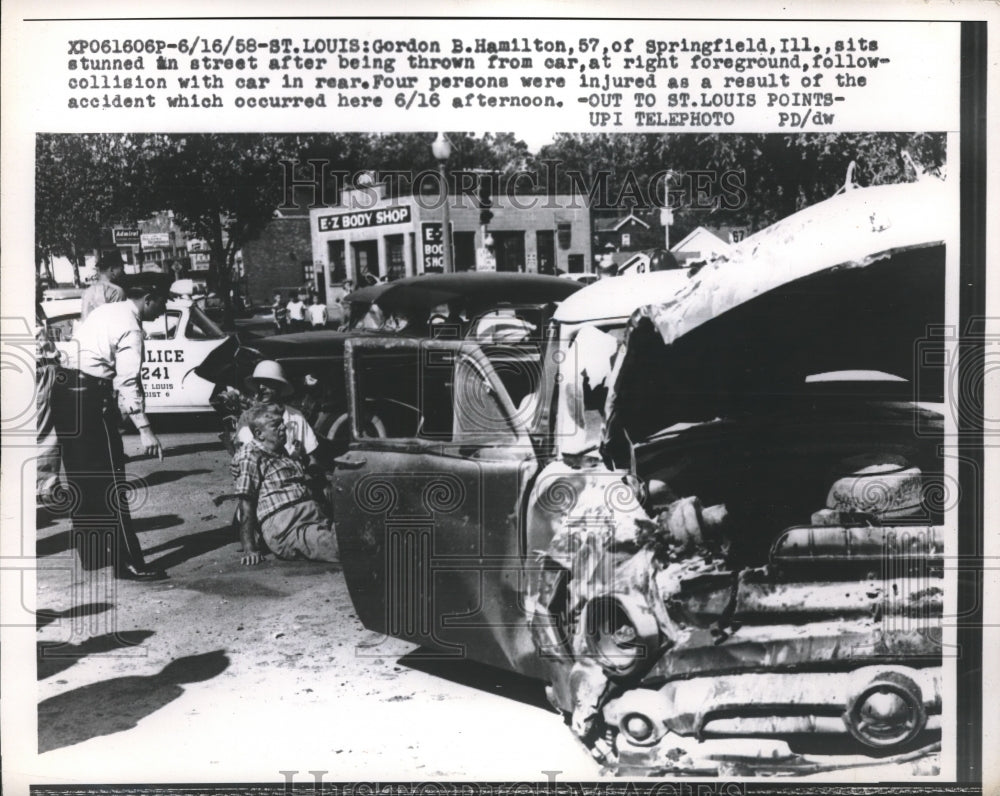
xmin=35 ymin=134 xmax=147 ymax=286
xmin=532 ymin=132 xmax=947 ymax=244
xmin=141 ymin=134 xmax=315 ymax=328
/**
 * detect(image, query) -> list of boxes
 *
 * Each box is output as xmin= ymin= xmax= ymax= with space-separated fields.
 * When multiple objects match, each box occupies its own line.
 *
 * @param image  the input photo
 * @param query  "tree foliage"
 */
xmin=34 ymin=131 xmax=946 ymax=301
xmin=35 ymin=134 xmax=149 ymax=284
xmin=532 ymin=132 xmax=946 ymax=242
xmin=139 ymin=134 xmax=320 ymax=326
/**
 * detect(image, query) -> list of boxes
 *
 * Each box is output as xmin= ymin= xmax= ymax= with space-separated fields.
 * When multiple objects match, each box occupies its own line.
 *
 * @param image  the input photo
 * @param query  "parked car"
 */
xmin=330 ymin=178 xmax=948 ymax=776
xmin=194 ymin=272 xmax=582 ymax=454
xmin=41 ymin=296 xmax=230 ymax=413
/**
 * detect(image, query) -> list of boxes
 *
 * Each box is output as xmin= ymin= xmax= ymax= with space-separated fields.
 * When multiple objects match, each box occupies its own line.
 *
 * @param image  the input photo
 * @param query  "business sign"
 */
xmin=141 ymin=232 xmax=171 ymax=248
xmin=421 ymin=222 xmax=454 ymax=271
xmin=317 ymin=205 xmax=411 ymax=232
xmin=113 ymin=227 xmax=140 ymax=245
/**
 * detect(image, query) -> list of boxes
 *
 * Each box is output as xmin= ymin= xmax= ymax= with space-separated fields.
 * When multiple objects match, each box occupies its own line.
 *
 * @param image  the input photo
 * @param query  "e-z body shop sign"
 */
xmin=421 ymin=221 xmax=455 ymax=270
xmin=317 ymin=205 xmax=411 ymax=232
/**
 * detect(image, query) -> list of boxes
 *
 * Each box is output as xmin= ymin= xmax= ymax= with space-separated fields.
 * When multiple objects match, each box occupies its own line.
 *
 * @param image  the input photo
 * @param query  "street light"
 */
xmin=432 ymin=132 xmax=454 ymax=273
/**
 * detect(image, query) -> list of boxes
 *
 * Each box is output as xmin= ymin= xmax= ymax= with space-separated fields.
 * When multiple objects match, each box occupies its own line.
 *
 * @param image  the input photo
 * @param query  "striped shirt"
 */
xmin=231 ymin=439 xmax=311 ymax=522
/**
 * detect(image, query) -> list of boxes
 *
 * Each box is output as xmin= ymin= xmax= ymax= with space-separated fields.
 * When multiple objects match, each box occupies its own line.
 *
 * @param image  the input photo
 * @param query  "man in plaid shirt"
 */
xmin=231 ymin=403 xmax=339 ymax=566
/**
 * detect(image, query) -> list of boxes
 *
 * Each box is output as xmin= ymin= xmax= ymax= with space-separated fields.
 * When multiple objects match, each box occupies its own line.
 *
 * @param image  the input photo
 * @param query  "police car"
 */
xmin=41 ymin=294 xmax=229 ymax=413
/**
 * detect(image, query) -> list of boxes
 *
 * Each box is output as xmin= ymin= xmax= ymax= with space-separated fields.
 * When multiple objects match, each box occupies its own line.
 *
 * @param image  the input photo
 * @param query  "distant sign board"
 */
xmin=113 ymin=228 xmax=140 ymax=245
xmin=141 ymin=232 xmax=171 ymax=248
xmin=421 ymin=222 xmax=455 ymax=271
xmin=317 ymin=205 xmax=411 ymax=232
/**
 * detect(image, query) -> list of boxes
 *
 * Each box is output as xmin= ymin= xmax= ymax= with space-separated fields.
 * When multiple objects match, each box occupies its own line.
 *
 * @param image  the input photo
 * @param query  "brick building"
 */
xmin=240 ymin=207 xmax=315 ymax=306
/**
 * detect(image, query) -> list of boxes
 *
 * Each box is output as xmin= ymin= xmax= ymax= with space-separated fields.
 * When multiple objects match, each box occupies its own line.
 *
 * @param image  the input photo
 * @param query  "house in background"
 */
xmin=592 ymin=211 xmax=655 ymax=253
xmin=671 ymin=224 xmax=749 ymax=266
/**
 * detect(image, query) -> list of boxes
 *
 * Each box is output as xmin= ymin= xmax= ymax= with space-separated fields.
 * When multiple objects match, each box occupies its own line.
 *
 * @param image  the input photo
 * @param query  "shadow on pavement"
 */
xmin=38 ymin=629 xmax=155 ymax=680
xmin=36 ymin=602 xmax=113 ymax=631
xmin=160 ymin=440 xmax=225 ymax=457
xmin=38 ymin=649 xmax=230 ymax=753
xmin=133 ymin=514 xmax=184 ymax=533
xmin=143 ymin=524 xmax=239 ymax=572
xmin=129 ymin=469 xmax=211 ymax=488
xmin=37 ymin=514 xmax=184 ymax=558
xmin=398 ymin=647 xmax=553 ymax=712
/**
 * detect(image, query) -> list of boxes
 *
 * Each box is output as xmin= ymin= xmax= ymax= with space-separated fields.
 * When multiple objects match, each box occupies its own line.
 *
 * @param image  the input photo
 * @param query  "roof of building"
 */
xmin=594 ymin=212 xmax=651 ymax=232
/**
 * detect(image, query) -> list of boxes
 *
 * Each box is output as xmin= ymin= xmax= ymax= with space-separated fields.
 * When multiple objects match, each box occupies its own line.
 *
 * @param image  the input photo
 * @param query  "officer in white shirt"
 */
xmin=52 ymin=286 xmax=169 ymax=581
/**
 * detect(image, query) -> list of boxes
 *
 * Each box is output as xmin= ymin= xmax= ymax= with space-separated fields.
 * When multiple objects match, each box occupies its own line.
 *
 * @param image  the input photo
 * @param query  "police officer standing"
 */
xmin=52 ymin=285 xmax=170 ymax=581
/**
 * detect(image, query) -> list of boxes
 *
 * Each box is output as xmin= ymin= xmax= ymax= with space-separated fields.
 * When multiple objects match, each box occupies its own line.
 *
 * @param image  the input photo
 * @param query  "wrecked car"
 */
xmin=331 ymin=177 xmax=949 ymax=776
xmin=194 ymin=272 xmax=580 ymax=453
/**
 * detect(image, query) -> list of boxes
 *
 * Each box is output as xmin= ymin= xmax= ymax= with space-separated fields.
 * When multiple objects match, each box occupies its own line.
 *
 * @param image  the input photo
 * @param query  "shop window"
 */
xmin=557 ymin=222 xmax=572 ymax=249
xmin=454 ymin=231 xmax=475 ymax=271
xmin=328 ymin=240 xmax=347 ymax=282
xmin=568 ymin=254 xmax=584 ymax=273
xmin=387 ymin=235 xmax=405 ymax=282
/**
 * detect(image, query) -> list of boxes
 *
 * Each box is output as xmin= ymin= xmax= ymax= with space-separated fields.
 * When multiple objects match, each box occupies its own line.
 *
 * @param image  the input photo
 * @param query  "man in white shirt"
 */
xmin=80 ymin=250 xmax=127 ymax=321
xmin=52 ymin=286 xmax=169 ymax=581
xmin=286 ymin=292 xmax=307 ymax=332
xmin=306 ymin=295 xmax=328 ymax=329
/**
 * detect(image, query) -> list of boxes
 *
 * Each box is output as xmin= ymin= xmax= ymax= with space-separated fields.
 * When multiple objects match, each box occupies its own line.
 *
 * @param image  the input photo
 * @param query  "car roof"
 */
xmin=39 ymin=297 xmax=193 ymax=321
xmin=643 ymin=179 xmax=950 ymax=347
xmin=349 ymin=272 xmax=581 ymax=315
xmin=553 ymin=269 xmax=692 ymax=325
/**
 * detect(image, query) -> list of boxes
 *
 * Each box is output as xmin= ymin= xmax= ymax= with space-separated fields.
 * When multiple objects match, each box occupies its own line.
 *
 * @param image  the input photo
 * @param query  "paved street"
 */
xmin=33 ymin=424 xmax=599 ymax=783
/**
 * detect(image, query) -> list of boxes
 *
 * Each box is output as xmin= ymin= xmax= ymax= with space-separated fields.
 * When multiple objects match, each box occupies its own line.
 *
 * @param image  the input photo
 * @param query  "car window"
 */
xmin=352 ymin=343 xmax=520 ymax=445
xmin=468 ymin=310 xmax=539 ymax=344
xmin=185 ymin=306 xmax=225 ymax=340
xmin=143 ymin=310 xmax=181 ymax=340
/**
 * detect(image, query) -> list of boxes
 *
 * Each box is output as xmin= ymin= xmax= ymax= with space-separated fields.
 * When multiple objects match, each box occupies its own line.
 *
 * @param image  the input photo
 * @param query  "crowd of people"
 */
xmin=271 ymin=288 xmax=338 ymax=334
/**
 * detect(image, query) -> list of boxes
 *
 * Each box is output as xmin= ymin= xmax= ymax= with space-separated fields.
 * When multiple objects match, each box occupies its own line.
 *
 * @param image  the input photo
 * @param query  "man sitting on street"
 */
xmin=231 ymin=403 xmax=339 ymax=566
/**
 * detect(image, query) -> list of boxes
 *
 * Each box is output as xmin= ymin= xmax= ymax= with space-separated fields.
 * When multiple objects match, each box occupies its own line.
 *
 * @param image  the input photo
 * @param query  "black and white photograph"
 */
xmin=1 ymin=5 xmax=995 ymax=796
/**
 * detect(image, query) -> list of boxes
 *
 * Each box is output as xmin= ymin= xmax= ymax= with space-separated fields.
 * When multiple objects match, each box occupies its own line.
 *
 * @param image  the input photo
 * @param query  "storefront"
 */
xmin=310 ymin=184 xmax=592 ymax=302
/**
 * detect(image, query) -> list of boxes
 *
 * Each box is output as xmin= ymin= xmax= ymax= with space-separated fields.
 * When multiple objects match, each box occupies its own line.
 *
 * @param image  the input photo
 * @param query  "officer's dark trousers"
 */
xmin=51 ymin=369 xmax=147 ymax=571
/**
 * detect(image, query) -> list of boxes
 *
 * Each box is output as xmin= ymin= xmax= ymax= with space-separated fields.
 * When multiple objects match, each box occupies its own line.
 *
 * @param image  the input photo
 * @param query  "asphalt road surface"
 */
xmin=34 ymin=422 xmax=599 ymax=783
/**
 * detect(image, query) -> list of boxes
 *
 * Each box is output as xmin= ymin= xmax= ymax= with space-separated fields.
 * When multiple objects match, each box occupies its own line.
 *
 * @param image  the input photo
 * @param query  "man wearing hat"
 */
xmin=235 ymin=360 xmax=319 ymax=462
xmin=81 ymin=250 xmax=126 ymax=321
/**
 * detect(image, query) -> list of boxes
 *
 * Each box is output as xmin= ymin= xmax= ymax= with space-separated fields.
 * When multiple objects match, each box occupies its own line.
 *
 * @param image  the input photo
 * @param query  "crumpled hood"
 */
xmin=604 ymin=179 xmax=950 ymax=461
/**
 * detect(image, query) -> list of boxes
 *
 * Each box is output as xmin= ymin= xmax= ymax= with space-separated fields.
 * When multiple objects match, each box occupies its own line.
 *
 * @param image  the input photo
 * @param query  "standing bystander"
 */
xmin=286 ymin=291 xmax=307 ymax=332
xmin=306 ymin=295 xmax=328 ymax=329
xmin=81 ymin=250 xmax=127 ymax=321
xmin=51 ymin=286 xmax=170 ymax=581
xmin=35 ymin=284 xmax=62 ymax=502
xmin=271 ymin=292 xmax=289 ymax=334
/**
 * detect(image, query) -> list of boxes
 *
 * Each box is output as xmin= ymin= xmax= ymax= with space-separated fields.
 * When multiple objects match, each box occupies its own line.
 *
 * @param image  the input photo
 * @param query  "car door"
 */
xmin=333 ymin=337 xmax=546 ymax=677
xmin=141 ymin=304 xmax=227 ymax=412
